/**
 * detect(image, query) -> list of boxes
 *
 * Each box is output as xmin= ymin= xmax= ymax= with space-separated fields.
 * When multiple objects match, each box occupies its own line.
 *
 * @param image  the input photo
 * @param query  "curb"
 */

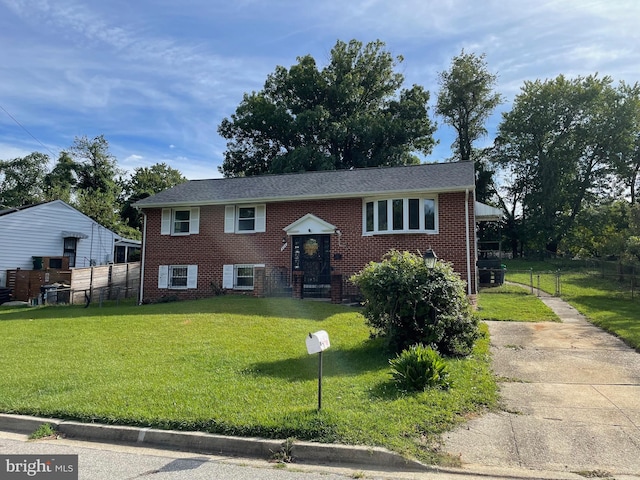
xmin=0 ymin=413 xmax=430 ymax=472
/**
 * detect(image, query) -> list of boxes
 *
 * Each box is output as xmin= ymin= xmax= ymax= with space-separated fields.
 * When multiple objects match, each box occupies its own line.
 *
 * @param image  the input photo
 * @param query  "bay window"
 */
xmin=363 ymin=197 xmax=437 ymax=234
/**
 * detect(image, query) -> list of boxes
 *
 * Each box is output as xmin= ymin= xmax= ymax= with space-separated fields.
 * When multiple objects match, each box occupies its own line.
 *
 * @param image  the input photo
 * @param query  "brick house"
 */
xmin=134 ymin=162 xmax=479 ymax=303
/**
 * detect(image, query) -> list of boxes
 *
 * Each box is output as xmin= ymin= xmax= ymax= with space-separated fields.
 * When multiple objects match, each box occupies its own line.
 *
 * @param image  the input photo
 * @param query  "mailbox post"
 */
xmin=305 ymin=330 xmax=330 ymax=410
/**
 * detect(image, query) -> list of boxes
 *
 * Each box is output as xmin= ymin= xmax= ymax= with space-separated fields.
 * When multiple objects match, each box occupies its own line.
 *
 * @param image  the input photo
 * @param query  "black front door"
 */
xmin=292 ymin=235 xmax=331 ymax=294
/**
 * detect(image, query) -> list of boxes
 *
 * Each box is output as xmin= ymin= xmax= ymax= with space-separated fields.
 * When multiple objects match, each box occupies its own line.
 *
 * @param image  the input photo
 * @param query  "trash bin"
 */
xmin=40 ymin=284 xmax=58 ymax=305
xmin=495 ymin=264 xmax=507 ymax=285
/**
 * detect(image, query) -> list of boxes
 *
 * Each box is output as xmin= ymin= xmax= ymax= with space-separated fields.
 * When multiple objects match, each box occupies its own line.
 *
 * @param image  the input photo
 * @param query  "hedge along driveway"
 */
xmin=0 ymin=296 xmax=497 ymax=464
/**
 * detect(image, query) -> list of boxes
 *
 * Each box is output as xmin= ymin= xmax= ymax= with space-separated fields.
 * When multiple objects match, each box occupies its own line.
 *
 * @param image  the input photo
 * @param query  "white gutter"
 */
xmin=465 ymin=189 xmax=472 ymax=295
xmin=138 ymin=211 xmax=147 ymax=305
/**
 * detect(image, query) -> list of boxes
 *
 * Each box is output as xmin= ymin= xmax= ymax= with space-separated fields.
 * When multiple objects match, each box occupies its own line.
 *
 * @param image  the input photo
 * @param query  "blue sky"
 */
xmin=1 ymin=0 xmax=638 ymax=180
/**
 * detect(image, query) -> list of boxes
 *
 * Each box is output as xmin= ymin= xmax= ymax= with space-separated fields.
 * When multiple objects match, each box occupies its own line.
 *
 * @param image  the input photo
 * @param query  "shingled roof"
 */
xmin=134 ymin=162 xmax=475 ymax=208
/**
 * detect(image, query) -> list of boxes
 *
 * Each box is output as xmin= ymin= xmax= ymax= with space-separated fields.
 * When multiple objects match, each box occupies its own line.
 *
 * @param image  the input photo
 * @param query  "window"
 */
xmin=161 ymin=208 xmax=200 ymax=236
xmin=63 ymin=237 xmax=77 ymax=267
xmin=238 ymin=207 xmax=256 ymax=231
xmin=222 ymin=264 xmax=265 ymax=290
xmin=158 ymin=265 xmax=198 ymax=289
xmin=173 ymin=210 xmax=190 ymax=233
xmin=424 ymin=198 xmax=435 ymax=230
xmin=363 ymin=196 xmax=438 ymax=234
xmin=224 ymin=205 xmax=266 ymax=233
xmin=378 ymin=200 xmax=388 ymax=231
xmin=169 ymin=266 xmax=188 ymax=287
xmin=235 ymin=265 xmax=254 ymax=288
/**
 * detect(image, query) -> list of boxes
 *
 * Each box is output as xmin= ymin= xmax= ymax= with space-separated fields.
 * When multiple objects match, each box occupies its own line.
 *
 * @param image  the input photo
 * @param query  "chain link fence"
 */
xmin=504 ymin=259 xmax=640 ymax=300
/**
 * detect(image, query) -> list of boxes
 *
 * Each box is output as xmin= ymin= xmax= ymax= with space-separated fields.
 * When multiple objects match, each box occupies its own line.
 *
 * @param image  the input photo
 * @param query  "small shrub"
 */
xmin=389 ymin=344 xmax=449 ymax=391
xmin=270 ymin=437 xmax=295 ymax=463
xmin=29 ymin=423 xmax=57 ymax=440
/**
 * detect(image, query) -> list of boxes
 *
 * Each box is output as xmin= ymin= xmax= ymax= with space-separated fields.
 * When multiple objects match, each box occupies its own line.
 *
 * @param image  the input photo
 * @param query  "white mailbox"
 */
xmin=306 ymin=330 xmax=330 ymax=354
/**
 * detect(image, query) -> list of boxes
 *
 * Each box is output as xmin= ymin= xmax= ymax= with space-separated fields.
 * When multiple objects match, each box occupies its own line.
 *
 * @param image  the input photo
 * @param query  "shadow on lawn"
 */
xmin=245 ymin=338 xmax=389 ymax=381
xmin=0 ymin=296 xmax=359 ymax=322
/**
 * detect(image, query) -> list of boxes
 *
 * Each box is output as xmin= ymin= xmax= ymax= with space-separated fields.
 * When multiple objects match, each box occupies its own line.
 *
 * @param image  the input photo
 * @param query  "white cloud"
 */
xmin=1 ymin=0 xmax=638 ymax=178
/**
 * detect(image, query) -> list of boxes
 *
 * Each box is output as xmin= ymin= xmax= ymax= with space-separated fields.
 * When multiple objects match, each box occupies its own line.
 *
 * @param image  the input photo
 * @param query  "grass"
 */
xmin=503 ymin=259 xmax=640 ymax=350
xmin=0 ymin=296 xmax=497 ymax=464
xmin=476 ymin=284 xmax=559 ymax=322
xmin=28 ymin=423 xmax=57 ymax=440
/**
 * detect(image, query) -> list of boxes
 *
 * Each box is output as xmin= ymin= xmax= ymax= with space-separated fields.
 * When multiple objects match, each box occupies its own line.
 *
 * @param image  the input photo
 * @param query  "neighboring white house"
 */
xmin=0 ymin=200 xmax=139 ymax=287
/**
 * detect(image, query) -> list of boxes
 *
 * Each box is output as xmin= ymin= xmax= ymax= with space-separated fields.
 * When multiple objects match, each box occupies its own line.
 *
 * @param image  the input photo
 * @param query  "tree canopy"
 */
xmin=0 ymin=136 xmax=186 ymax=239
xmin=120 ymin=163 xmax=187 ymax=230
xmin=436 ymin=50 xmax=502 ymax=163
xmin=491 ymin=75 xmax=638 ymax=254
xmin=218 ymin=39 xmax=435 ymax=177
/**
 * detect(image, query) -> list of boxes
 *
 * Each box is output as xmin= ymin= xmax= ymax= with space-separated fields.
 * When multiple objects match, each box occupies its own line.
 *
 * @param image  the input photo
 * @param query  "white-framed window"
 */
xmin=363 ymin=197 xmax=437 ymax=235
xmin=158 ymin=265 xmax=198 ymax=289
xmin=224 ymin=205 xmax=266 ymax=233
xmin=222 ymin=264 xmax=265 ymax=290
xmin=161 ymin=208 xmax=200 ymax=236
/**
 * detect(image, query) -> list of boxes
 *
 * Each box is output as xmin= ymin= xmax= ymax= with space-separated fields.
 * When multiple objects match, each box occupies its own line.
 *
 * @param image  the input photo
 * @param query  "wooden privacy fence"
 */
xmin=68 ymin=262 xmax=140 ymax=304
xmin=6 ymin=262 xmax=140 ymax=305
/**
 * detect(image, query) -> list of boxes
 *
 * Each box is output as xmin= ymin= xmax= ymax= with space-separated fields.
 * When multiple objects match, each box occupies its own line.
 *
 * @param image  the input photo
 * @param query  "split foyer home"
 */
xmin=134 ymin=162 xmax=483 ymax=303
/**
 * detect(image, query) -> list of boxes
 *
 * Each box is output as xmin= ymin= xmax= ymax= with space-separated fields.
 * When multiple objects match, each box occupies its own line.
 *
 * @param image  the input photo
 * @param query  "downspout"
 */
xmin=465 ymin=189 xmax=472 ymax=295
xmin=138 ymin=210 xmax=147 ymax=305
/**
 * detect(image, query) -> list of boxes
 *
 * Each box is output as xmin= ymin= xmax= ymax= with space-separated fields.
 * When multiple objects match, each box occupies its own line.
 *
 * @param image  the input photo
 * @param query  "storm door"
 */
xmin=292 ymin=234 xmax=331 ymax=296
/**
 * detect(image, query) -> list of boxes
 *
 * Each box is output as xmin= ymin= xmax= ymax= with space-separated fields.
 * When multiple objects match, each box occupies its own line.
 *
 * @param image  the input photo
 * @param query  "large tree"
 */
xmin=609 ymin=83 xmax=640 ymax=203
xmin=436 ymin=51 xmax=502 ymax=204
xmin=120 ymin=163 xmax=187 ymax=230
xmin=0 ymin=152 xmax=49 ymax=207
xmin=43 ymin=151 xmax=77 ymax=203
xmin=218 ymin=39 xmax=435 ymax=177
xmin=436 ymin=51 xmax=502 ymax=164
xmin=492 ymin=75 xmax=635 ymax=254
xmin=69 ymin=135 xmax=124 ymax=232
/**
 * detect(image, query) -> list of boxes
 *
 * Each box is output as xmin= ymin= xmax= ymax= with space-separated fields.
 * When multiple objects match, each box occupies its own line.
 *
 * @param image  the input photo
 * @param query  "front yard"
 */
xmin=0 ymin=296 xmax=497 ymax=464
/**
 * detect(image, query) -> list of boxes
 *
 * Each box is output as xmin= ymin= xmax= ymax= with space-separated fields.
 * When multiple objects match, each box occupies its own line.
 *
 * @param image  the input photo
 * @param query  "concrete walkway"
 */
xmin=443 ymin=291 xmax=640 ymax=478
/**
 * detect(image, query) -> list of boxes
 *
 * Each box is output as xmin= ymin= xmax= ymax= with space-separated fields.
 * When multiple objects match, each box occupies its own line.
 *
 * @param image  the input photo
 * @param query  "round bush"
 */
xmin=350 ymin=250 xmax=479 ymax=356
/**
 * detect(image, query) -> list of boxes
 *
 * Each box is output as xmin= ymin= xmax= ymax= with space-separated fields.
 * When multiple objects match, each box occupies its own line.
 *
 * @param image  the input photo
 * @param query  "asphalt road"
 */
xmin=0 ymin=431 xmax=361 ymax=480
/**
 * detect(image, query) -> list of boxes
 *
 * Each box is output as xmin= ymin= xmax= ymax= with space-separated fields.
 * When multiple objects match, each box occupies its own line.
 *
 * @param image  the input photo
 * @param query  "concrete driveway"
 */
xmin=443 ymin=294 xmax=640 ymax=478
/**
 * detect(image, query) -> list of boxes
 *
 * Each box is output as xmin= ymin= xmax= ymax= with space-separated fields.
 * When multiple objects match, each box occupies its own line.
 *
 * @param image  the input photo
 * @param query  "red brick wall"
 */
xmin=140 ymin=192 xmax=477 ymax=302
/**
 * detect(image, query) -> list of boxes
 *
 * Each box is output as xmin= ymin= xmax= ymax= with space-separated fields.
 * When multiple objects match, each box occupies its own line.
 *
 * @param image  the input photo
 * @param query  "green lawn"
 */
xmin=476 ymin=284 xmax=559 ymax=322
xmin=0 ymin=296 xmax=497 ymax=464
xmin=503 ymin=259 xmax=640 ymax=350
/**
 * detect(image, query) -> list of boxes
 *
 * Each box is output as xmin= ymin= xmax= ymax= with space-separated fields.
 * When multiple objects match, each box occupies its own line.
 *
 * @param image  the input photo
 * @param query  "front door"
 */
xmin=292 ymin=234 xmax=331 ymax=296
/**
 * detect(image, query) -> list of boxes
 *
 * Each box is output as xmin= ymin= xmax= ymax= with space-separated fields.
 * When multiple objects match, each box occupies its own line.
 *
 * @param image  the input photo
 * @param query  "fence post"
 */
xmin=537 ymin=274 xmax=541 ymax=296
xmin=555 ymin=270 xmax=561 ymax=297
xmin=530 ymin=269 xmax=534 ymax=294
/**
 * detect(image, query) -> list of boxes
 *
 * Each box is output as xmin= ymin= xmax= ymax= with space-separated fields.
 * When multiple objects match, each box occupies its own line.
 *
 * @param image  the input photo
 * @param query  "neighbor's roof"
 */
xmin=134 ymin=162 xmax=475 ymax=208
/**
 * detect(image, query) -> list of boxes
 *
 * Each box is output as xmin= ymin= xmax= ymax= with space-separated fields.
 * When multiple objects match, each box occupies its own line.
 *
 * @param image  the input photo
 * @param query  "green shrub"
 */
xmin=389 ymin=344 xmax=449 ymax=391
xmin=350 ymin=250 xmax=479 ymax=356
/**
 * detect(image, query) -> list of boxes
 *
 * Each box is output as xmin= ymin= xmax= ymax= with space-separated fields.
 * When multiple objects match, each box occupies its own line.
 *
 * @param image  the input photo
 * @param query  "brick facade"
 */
xmin=140 ymin=192 xmax=477 ymax=303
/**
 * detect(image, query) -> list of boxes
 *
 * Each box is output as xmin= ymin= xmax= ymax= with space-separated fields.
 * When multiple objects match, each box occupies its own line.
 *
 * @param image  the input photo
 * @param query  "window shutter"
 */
xmin=224 ymin=206 xmax=235 ymax=233
xmin=255 ymin=205 xmax=266 ymax=232
xmin=161 ymin=209 xmax=171 ymax=235
xmin=222 ymin=264 xmax=234 ymax=289
xmin=187 ymin=265 xmax=198 ymax=288
xmin=158 ymin=265 xmax=169 ymax=288
xmin=190 ymin=207 xmax=200 ymax=234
